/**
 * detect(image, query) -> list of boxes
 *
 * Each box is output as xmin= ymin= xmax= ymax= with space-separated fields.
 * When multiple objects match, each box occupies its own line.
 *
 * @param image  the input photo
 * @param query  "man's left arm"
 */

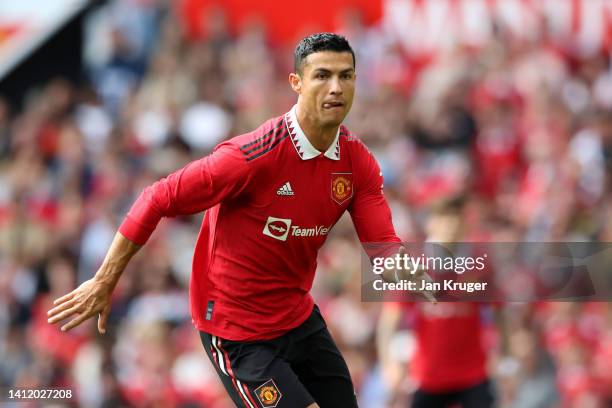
xmin=348 ymin=148 xmax=402 ymax=284
xmin=348 ymin=150 xmax=436 ymax=301
xmin=348 ymin=150 xmax=400 ymax=243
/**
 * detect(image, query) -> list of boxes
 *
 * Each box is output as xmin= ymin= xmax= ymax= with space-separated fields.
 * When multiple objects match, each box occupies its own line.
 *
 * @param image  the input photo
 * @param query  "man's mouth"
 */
xmin=323 ymin=101 xmax=344 ymax=109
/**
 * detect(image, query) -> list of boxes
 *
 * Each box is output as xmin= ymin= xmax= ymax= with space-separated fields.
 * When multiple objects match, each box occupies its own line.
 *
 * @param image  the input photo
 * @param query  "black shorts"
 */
xmin=199 ymin=305 xmax=358 ymax=408
xmin=411 ymin=380 xmax=495 ymax=408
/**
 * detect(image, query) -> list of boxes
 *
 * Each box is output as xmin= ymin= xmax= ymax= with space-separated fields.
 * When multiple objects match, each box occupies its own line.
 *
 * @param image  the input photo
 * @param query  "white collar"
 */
xmin=285 ymin=105 xmax=340 ymax=161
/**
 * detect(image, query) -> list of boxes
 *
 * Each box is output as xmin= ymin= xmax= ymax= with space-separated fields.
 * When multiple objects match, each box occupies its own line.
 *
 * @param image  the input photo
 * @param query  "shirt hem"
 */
xmin=192 ymin=301 xmax=315 ymax=342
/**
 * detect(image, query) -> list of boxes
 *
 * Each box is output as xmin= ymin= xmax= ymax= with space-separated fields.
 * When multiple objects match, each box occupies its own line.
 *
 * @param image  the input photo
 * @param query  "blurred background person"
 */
xmin=377 ymin=199 xmax=500 ymax=408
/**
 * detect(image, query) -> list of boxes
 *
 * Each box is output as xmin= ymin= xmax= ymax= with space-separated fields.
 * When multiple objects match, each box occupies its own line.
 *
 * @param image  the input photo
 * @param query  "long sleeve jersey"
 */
xmin=119 ymin=105 xmax=400 ymax=340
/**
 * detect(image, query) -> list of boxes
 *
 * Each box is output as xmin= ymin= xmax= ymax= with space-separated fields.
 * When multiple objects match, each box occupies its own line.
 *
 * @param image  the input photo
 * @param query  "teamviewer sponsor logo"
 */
xmin=263 ymin=217 xmax=292 ymax=241
xmin=263 ymin=216 xmax=331 ymax=241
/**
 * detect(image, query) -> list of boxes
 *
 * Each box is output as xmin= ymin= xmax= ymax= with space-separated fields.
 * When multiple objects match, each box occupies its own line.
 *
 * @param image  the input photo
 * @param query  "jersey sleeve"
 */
xmin=348 ymin=148 xmax=401 ymax=249
xmin=119 ymin=142 xmax=251 ymax=245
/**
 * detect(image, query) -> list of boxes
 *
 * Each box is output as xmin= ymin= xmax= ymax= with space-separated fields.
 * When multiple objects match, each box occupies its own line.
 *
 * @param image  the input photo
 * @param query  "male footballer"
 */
xmin=48 ymin=33 xmax=426 ymax=408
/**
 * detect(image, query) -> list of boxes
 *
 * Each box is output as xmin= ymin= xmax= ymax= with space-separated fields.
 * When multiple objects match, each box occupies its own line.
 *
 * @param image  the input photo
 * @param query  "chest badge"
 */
xmin=331 ymin=173 xmax=353 ymax=204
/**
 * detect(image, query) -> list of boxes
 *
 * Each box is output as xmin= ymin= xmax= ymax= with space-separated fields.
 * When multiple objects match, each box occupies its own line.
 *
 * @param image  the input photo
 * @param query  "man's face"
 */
xmin=290 ymin=51 xmax=356 ymax=128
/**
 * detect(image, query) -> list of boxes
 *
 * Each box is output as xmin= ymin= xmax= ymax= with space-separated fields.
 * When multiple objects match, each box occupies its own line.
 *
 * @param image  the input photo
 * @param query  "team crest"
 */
xmin=254 ymin=379 xmax=282 ymax=407
xmin=331 ymin=173 xmax=353 ymax=204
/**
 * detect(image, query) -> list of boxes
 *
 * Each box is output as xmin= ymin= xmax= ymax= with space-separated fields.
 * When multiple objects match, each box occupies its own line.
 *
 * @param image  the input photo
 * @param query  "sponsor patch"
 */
xmin=263 ymin=217 xmax=292 ymax=241
xmin=263 ymin=217 xmax=330 ymax=241
xmin=254 ymin=379 xmax=282 ymax=407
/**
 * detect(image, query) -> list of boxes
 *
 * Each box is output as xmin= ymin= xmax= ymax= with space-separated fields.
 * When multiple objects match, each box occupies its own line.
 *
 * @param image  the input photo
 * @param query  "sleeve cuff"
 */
xmin=118 ymin=216 xmax=156 ymax=246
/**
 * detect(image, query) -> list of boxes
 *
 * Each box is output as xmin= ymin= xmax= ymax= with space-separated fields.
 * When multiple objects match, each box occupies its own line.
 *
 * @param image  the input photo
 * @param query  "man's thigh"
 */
xmin=411 ymin=388 xmax=453 ymax=408
xmin=290 ymin=327 xmax=358 ymax=408
xmin=200 ymin=331 xmax=315 ymax=408
xmin=456 ymin=380 xmax=495 ymax=408
xmin=411 ymin=380 xmax=495 ymax=408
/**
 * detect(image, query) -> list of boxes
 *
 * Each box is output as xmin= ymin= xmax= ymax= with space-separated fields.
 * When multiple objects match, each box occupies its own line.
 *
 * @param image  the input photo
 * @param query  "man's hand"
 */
xmin=47 ymin=232 xmax=141 ymax=334
xmin=407 ymin=262 xmax=437 ymax=303
xmin=395 ymin=246 xmax=437 ymax=303
xmin=47 ymin=277 xmax=113 ymax=334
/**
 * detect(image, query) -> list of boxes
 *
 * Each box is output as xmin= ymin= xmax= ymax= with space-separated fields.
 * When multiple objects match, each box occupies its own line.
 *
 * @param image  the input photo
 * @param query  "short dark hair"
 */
xmin=294 ymin=33 xmax=355 ymax=74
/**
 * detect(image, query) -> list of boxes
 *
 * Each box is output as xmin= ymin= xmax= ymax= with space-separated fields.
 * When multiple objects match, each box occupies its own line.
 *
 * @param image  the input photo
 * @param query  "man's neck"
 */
xmin=296 ymin=105 xmax=339 ymax=152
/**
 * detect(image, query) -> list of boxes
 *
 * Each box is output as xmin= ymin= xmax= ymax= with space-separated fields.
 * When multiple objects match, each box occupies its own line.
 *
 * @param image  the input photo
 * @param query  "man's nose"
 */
xmin=329 ymin=77 xmax=343 ymax=95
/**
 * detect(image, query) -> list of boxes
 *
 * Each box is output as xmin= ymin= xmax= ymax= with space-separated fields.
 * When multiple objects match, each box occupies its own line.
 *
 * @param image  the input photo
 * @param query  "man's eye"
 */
xmin=342 ymin=74 xmax=353 ymax=79
xmin=316 ymin=73 xmax=329 ymax=79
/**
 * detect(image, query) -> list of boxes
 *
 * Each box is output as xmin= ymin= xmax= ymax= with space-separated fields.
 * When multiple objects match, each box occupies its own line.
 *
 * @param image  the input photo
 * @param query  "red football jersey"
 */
xmin=406 ymin=302 xmax=488 ymax=392
xmin=119 ymin=106 xmax=400 ymax=340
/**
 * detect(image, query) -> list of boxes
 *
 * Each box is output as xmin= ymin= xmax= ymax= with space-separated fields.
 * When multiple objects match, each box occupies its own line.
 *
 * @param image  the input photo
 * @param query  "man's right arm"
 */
xmin=376 ymin=303 xmax=405 ymax=399
xmin=119 ymin=142 xmax=252 ymax=245
xmin=48 ymin=142 xmax=251 ymax=333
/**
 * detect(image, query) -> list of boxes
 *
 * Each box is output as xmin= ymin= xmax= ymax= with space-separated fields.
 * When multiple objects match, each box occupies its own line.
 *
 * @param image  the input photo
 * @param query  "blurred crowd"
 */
xmin=1 ymin=0 xmax=611 ymax=407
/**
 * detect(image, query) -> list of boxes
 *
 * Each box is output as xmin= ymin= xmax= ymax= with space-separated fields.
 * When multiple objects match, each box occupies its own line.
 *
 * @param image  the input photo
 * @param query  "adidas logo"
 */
xmin=277 ymin=182 xmax=294 ymax=196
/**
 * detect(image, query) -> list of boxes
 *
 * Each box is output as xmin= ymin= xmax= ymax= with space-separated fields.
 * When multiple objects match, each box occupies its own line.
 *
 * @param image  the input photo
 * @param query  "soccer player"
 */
xmin=377 ymin=199 xmax=500 ymax=408
xmin=47 ymin=33 xmax=421 ymax=408
xmin=378 ymin=302 xmax=496 ymax=408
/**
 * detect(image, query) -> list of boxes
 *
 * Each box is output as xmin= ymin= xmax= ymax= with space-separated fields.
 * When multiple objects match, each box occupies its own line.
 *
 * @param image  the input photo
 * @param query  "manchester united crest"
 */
xmin=331 ymin=173 xmax=353 ymax=204
xmin=254 ymin=379 xmax=282 ymax=407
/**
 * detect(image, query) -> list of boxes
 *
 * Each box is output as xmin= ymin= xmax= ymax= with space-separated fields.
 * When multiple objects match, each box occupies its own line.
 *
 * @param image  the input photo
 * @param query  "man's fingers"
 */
xmin=47 ymin=299 xmax=76 ymax=318
xmin=414 ymin=270 xmax=437 ymax=303
xmin=393 ymin=246 xmax=437 ymax=304
xmin=423 ymin=291 xmax=437 ymax=304
xmin=98 ymin=306 xmax=110 ymax=334
xmin=48 ymin=305 xmax=81 ymax=324
xmin=61 ymin=311 xmax=94 ymax=332
xmin=53 ymin=291 xmax=76 ymax=305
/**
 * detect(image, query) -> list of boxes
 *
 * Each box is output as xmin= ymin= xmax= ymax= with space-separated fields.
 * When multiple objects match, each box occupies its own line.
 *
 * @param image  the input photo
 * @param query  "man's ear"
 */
xmin=289 ymin=73 xmax=302 ymax=94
